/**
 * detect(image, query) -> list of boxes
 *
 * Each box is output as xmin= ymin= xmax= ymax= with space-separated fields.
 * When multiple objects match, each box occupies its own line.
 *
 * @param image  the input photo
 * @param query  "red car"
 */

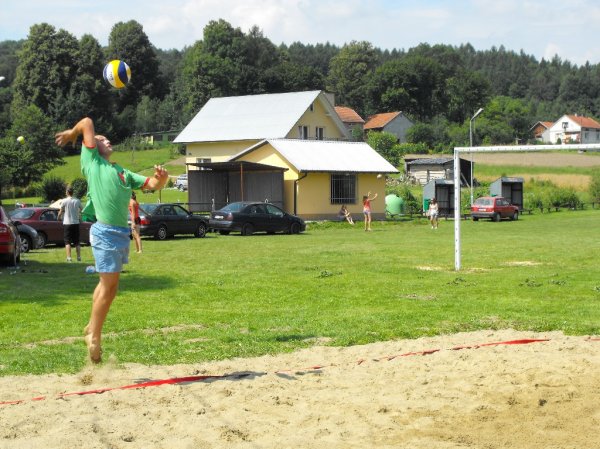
xmin=0 ymin=206 xmax=21 ymax=266
xmin=471 ymin=196 xmax=519 ymax=222
xmin=8 ymin=207 xmax=92 ymax=248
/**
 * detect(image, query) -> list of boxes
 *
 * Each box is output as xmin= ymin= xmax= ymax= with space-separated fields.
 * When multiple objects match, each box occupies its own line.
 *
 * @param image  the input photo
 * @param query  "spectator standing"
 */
xmin=58 ymin=186 xmax=83 ymax=262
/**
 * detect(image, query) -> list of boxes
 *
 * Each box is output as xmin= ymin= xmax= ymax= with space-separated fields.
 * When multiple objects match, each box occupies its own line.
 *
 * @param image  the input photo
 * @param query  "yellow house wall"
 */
xmin=286 ymin=99 xmax=346 ymax=140
xmin=237 ymin=143 xmax=387 ymax=219
xmin=295 ymin=173 xmax=387 ymax=220
xmin=185 ymin=140 xmax=261 ymax=164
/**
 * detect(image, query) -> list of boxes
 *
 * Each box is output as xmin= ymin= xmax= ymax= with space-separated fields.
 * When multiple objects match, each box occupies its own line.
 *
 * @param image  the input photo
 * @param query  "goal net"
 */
xmin=452 ymin=144 xmax=600 ymax=270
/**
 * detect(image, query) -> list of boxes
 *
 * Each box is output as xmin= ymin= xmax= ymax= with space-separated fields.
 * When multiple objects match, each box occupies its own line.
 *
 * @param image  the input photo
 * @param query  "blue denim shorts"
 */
xmin=90 ymin=222 xmax=130 ymax=273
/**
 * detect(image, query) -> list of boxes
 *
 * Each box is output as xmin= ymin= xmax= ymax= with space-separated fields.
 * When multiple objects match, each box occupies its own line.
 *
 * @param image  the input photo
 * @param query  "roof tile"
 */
xmin=364 ymin=112 xmax=401 ymax=130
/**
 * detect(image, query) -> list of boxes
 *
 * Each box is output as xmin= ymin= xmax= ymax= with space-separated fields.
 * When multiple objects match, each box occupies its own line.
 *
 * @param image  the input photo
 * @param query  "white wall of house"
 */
xmin=548 ymin=115 xmax=600 ymax=144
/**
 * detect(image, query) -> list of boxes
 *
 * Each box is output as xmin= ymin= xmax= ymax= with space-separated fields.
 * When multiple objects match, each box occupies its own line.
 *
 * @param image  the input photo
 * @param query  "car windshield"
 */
xmin=9 ymin=208 xmax=35 ymax=219
xmin=220 ymin=202 xmax=247 ymax=212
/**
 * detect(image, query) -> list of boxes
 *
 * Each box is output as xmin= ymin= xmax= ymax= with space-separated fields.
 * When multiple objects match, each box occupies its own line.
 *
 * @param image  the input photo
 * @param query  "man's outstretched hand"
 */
xmin=148 ymin=164 xmax=169 ymax=190
xmin=55 ymin=129 xmax=77 ymax=147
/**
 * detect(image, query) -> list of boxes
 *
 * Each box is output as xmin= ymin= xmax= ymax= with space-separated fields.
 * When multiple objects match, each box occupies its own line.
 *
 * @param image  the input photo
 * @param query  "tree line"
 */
xmin=1 ymin=18 xmax=600 ymax=191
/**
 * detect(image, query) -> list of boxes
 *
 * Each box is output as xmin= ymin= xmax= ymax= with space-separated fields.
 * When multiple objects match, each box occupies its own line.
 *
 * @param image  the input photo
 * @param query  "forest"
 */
xmin=1 ymin=18 xmax=600 ymax=191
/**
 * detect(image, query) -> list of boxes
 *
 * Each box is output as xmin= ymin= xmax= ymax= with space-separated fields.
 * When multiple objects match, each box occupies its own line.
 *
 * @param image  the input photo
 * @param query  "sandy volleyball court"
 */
xmin=1 ymin=329 xmax=599 ymax=448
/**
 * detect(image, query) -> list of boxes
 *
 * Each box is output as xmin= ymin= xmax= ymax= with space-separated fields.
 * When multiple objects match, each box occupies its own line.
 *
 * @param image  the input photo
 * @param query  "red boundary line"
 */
xmin=1 ymin=337 xmax=597 ymax=406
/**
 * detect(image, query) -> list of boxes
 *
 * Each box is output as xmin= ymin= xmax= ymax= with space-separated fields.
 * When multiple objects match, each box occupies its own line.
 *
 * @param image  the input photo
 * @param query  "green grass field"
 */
xmin=1 ymin=210 xmax=599 ymax=376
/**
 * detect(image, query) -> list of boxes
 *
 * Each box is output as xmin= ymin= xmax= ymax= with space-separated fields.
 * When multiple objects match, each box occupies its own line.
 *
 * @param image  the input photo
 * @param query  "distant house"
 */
xmin=404 ymin=156 xmax=473 ymax=187
xmin=227 ymin=139 xmax=399 ymax=219
xmin=547 ymin=114 xmax=600 ymax=144
xmin=138 ymin=130 xmax=181 ymax=144
xmin=364 ymin=111 xmax=413 ymax=143
xmin=529 ymin=121 xmax=553 ymax=143
xmin=174 ymin=90 xmax=350 ymax=164
xmin=334 ymin=106 xmax=365 ymax=136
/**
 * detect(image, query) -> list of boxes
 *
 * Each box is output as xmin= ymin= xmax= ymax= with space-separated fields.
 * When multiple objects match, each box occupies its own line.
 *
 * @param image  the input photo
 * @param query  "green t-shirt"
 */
xmin=80 ymin=144 xmax=148 ymax=228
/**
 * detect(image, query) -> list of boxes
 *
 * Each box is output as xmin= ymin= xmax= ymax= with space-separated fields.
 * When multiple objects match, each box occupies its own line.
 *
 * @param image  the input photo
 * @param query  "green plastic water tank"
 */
xmin=385 ymin=194 xmax=405 ymax=215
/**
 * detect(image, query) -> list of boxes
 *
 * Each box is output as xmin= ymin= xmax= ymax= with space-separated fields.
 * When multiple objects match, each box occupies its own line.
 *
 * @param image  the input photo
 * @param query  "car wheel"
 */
xmin=219 ymin=230 xmax=230 ymax=235
xmin=241 ymin=223 xmax=254 ymax=236
xmin=289 ymin=222 xmax=301 ymax=234
xmin=178 ymin=184 xmax=184 ymax=191
xmin=19 ymin=234 xmax=32 ymax=253
xmin=472 ymin=217 xmax=479 ymax=222
xmin=512 ymin=211 xmax=519 ymax=221
xmin=493 ymin=213 xmax=501 ymax=222
xmin=37 ymin=232 xmax=47 ymax=248
xmin=195 ymin=222 xmax=207 ymax=238
xmin=155 ymin=225 xmax=168 ymax=240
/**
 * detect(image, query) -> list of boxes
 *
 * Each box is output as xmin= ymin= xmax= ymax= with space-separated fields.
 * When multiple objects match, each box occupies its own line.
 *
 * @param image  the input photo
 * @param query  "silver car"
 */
xmin=174 ymin=174 xmax=188 ymax=191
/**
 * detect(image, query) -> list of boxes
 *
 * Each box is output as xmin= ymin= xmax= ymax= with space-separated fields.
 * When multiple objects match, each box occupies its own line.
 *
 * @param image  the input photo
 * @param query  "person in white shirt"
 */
xmin=428 ymin=197 xmax=439 ymax=229
xmin=58 ymin=186 xmax=83 ymax=262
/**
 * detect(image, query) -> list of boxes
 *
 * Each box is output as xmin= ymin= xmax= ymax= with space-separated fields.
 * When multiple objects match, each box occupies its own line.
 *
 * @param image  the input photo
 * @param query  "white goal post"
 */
xmin=453 ymin=144 xmax=600 ymax=271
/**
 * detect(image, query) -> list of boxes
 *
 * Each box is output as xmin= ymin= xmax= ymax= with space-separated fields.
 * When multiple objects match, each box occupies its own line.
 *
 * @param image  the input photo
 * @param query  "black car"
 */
xmin=16 ymin=222 xmax=40 ymax=253
xmin=209 ymin=201 xmax=306 ymax=236
xmin=138 ymin=203 xmax=208 ymax=240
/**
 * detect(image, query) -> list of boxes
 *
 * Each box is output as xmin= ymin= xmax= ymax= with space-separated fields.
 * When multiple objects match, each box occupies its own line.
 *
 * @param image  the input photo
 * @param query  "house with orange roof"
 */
xmin=363 ymin=111 xmax=413 ymax=143
xmin=547 ymin=114 xmax=600 ymax=144
xmin=334 ymin=106 xmax=365 ymax=136
xmin=529 ymin=120 xmax=553 ymax=142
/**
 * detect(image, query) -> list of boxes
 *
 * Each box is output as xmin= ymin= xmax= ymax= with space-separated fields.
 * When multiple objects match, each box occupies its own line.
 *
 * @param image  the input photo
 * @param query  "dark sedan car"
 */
xmin=16 ymin=222 xmax=40 ymax=253
xmin=209 ymin=201 xmax=306 ymax=236
xmin=8 ymin=207 xmax=92 ymax=247
xmin=471 ymin=196 xmax=519 ymax=222
xmin=138 ymin=203 xmax=208 ymax=240
xmin=0 ymin=206 xmax=21 ymax=266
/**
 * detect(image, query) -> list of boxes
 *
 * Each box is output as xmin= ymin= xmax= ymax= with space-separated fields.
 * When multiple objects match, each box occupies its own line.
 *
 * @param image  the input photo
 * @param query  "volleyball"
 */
xmin=103 ymin=60 xmax=131 ymax=89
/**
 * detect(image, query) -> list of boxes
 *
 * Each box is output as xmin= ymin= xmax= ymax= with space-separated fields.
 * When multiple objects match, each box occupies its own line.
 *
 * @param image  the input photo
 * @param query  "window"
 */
xmin=298 ymin=125 xmax=309 ymax=140
xmin=315 ymin=127 xmax=324 ymax=140
xmin=330 ymin=174 xmax=356 ymax=204
xmin=266 ymin=204 xmax=283 ymax=216
xmin=309 ymin=103 xmax=314 ymax=112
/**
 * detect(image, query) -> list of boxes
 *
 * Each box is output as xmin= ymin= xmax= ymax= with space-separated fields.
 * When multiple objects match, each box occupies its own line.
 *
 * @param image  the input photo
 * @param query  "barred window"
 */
xmin=330 ymin=174 xmax=356 ymax=204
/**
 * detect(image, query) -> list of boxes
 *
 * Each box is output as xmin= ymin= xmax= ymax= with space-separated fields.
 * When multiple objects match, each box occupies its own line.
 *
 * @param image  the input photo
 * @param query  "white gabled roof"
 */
xmin=174 ymin=91 xmax=347 ymax=143
xmin=232 ymin=139 xmax=399 ymax=173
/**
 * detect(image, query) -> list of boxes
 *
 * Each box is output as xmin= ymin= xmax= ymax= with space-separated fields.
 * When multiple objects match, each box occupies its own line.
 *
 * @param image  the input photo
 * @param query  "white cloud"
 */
xmin=0 ymin=0 xmax=598 ymax=64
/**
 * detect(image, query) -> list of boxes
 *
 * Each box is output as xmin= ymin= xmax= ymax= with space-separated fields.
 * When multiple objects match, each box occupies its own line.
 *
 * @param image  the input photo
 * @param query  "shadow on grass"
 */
xmin=0 ymin=259 xmax=177 ymax=306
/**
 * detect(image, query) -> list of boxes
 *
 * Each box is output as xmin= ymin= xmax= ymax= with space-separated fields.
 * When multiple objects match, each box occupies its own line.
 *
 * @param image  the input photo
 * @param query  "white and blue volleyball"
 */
xmin=103 ymin=60 xmax=131 ymax=89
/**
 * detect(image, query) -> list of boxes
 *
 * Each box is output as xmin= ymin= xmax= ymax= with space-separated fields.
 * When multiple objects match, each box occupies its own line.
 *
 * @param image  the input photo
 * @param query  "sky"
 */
xmin=1 ymin=0 xmax=600 ymax=66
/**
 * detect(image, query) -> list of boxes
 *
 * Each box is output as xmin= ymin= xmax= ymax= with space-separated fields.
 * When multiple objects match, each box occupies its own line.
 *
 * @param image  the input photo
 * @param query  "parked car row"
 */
xmin=133 ymin=201 xmax=306 ymax=239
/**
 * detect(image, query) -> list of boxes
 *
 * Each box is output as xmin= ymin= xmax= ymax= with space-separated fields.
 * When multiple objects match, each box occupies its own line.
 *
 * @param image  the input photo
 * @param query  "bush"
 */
xmin=41 ymin=176 xmax=66 ymax=203
xmin=589 ymin=169 xmax=600 ymax=202
xmin=70 ymin=177 xmax=88 ymax=200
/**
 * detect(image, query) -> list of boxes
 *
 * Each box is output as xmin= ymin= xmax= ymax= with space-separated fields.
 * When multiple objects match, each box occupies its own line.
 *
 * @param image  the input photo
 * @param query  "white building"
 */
xmin=547 ymin=114 xmax=600 ymax=144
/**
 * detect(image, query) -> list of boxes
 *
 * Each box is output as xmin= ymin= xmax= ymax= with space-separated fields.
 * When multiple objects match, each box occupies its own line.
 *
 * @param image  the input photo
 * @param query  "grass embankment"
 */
xmin=1 ymin=210 xmax=599 ymax=376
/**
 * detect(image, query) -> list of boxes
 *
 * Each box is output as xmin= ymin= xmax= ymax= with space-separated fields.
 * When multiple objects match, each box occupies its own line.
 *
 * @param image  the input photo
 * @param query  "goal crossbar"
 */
xmin=453 ymin=144 xmax=600 ymax=270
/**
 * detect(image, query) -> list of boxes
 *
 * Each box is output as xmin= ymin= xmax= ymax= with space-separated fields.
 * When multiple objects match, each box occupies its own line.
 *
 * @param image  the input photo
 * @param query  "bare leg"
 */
xmin=76 ymin=244 xmax=81 ymax=261
xmin=65 ymin=243 xmax=72 ymax=260
xmin=84 ymin=272 xmax=120 ymax=363
xmin=134 ymin=232 xmax=142 ymax=253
